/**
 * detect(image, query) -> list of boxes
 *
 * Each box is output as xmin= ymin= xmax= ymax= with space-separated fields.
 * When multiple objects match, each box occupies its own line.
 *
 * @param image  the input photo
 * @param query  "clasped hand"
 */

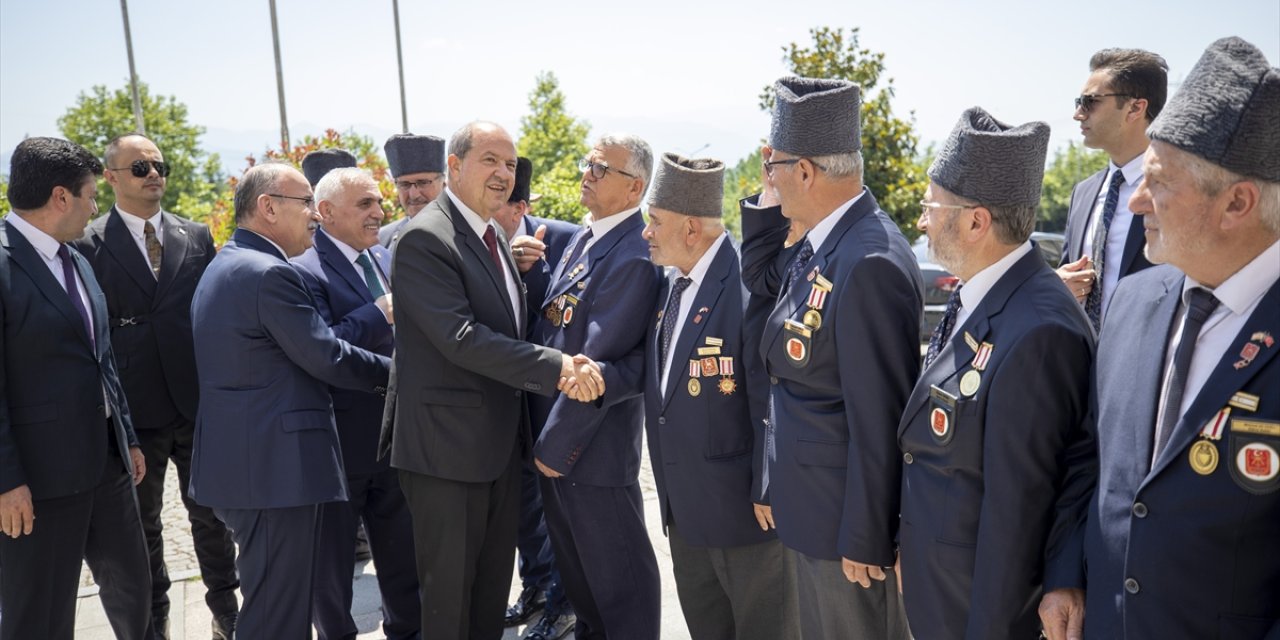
xmin=558 ymin=353 xmax=604 ymax=402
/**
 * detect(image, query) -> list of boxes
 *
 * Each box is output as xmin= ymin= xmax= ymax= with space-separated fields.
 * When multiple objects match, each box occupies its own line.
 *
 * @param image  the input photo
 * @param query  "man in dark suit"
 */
xmin=897 ymin=109 xmax=1095 ymax=640
xmin=380 ymin=134 xmax=447 ymax=253
xmin=1078 ymin=38 xmax=1280 ymax=640
xmin=292 ymin=167 xmax=420 ymax=640
xmin=72 ymin=133 xmax=238 ymax=640
xmin=379 ymin=121 xmax=602 ymax=640
xmin=642 ymin=153 xmax=799 ymax=640
xmin=1057 ymin=49 xmax=1168 ymax=329
xmin=0 ymin=137 xmax=150 ymax=639
xmin=527 ymin=133 xmax=662 ymax=640
xmin=498 ymin=157 xmax=579 ymax=638
xmin=740 ymin=77 xmax=921 ymax=639
xmin=189 ymin=163 xmax=391 ymax=638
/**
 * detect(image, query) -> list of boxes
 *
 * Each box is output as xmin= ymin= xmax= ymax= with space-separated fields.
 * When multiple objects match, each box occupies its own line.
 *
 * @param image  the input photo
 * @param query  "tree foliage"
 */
xmin=517 ymin=72 xmax=591 ymax=224
xmin=721 ymin=148 xmax=762 ymax=239
xmin=57 ymin=81 xmax=225 ymax=223
xmin=1038 ymin=141 xmax=1108 ymax=231
xmin=0 ymin=175 xmax=9 ymax=216
xmin=759 ymin=27 xmax=928 ymax=238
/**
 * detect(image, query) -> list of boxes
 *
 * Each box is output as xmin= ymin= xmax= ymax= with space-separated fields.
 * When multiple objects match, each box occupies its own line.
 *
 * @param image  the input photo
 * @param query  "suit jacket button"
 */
xmin=902 ymin=452 xmax=914 ymax=464
xmin=515 ymin=390 xmax=521 ymax=397
xmin=658 ymin=417 xmax=666 ymax=425
xmin=1124 ymin=578 xmax=1140 ymax=594
xmin=1132 ymin=502 xmax=1148 ymax=518
xmin=770 ymin=376 xmax=778 ymax=385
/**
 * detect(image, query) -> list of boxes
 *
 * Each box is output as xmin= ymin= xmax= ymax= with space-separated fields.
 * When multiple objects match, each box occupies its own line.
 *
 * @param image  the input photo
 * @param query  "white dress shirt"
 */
xmin=806 ymin=191 xmax=865 ymax=255
xmin=446 ymin=188 xmax=522 ymax=329
xmin=327 ymin=233 xmax=389 ymax=295
xmin=953 ymin=242 xmax=1035 ymax=333
xmin=1082 ymin=154 xmax=1145 ymax=318
xmin=659 ymin=233 xmax=728 ymax=394
xmin=115 ymin=205 xmax=164 ymax=272
xmin=583 ymin=207 xmax=641 ymax=253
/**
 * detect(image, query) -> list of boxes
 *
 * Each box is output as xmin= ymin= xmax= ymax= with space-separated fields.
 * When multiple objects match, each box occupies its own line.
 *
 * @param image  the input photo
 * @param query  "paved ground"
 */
xmin=74 ymin=440 xmax=693 ymax=639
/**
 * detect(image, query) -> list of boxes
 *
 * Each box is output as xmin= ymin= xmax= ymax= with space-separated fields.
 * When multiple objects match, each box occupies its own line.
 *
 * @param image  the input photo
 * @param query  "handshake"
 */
xmin=558 ymin=353 xmax=604 ymax=402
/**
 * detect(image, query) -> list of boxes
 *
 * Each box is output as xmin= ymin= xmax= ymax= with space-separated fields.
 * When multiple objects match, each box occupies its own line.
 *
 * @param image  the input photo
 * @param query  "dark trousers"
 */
xmin=0 ymin=453 xmax=151 ymax=640
xmin=515 ymin=463 xmax=570 ymax=614
xmin=792 ymin=550 xmax=910 ymax=640
xmin=136 ymin=418 xmax=238 ymax=620
xmin=540 ymin=478 xmax=660 ymax=640
xmin=215 ymin=504 xmax=321 ymax=639
xmin=313 ymin=468 xmax=420 ymax=640
xmin=399 ymin=448 xmax=521 ymax=640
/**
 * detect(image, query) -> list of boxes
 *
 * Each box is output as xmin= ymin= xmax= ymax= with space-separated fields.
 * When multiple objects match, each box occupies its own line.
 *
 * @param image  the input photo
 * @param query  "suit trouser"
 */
xmin=667 ymin=523 xmax=800 ymax=640
xmin=398 ymin=447 xmax=521 ymax=640
xmin=0 ymin=452 xmax=150 ymax=640
xmin=135 ymin=417 xmax=238 ymax=621
xmin=313 ymin=468 xmax=420 ymax=640
xmin=215 ymin=504 xmax=321 ymax=640
xmin=540 ymin=477 xmax=660 ymax=640
xmin=515 ymin=462 xmax=571 ymax=614
xmin=792 ymin=549 xmax=910 ymax=640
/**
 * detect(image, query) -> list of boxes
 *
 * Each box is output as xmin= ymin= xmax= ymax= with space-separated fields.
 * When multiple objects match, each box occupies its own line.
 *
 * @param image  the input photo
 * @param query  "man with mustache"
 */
xmin=380 ymin=134 xmax=447 ymax=254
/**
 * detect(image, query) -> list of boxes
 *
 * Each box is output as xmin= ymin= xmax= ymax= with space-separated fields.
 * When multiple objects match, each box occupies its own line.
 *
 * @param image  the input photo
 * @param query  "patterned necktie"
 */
xmin=144 ymin=220 xmax=163 ymax=278
xmin=1084 ymin=170 xmax=1127 ymax=328
xmin=56 ymin=244 xmax=95 ymax=349
xmin=356 ymin=252 xmax=387 ymax=299
xmin=923 ymin=285 xmax=964 ymax=369
xmin=781 ymin=239 xmax=814 ymax=296
xmin=482 ymin=226 xmax=504 ymax=274
xmin=659 ymin=277 xmax=693 ymax=375
xmin=1153 ymin=288 xmax=1220 ymax=460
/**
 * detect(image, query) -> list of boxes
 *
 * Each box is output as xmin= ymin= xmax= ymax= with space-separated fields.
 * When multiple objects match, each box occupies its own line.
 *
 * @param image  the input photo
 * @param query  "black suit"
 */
xmin=72 ymin=207 xmax=239 ymax=624
xmin=0 ymin=216 xmax=150 ymax=640
xmin=380 ymin=193 xmax=565 ymax=639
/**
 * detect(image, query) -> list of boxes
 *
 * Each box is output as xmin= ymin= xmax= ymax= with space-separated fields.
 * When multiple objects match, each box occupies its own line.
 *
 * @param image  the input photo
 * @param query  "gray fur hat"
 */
xmin=928 ymin=107 xmax=1050 ymax=207
xmin=769 ymin=77 xmax=862 ymax=156
xmin=1148 ymin=37 xmax=1278 ymax=182
xmin=301 ymin=148 xmax=357 ymax=187
xmin=384 ymin=134 xmax=446 ymax=177
xmin=647 ymin=153 xmax=724 ymax=218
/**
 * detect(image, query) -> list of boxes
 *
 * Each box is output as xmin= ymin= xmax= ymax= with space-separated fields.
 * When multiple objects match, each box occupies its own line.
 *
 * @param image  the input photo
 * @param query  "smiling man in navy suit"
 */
xmin=642 ymin=152 xmax=799 ymax=640
xmin=1079 ymin=38 xmax=1280 ymax=640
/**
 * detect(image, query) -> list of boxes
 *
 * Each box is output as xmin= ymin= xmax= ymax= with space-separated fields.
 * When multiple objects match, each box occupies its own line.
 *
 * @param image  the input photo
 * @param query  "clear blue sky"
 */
xmin=2 ymin=0 xmax=1277 ymax=175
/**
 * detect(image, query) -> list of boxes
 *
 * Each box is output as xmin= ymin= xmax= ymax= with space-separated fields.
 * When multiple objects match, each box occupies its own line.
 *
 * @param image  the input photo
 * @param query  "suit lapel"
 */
xmin=1 ymin=221 xmax=95 ymax=351
xmin=103 ymin=208 xmax=157 ymax=297
xmin=1069 ymin=170 xmax=1106 ymax=261
xmin=445 ymin=200 xmax=519 ymax=334
xmin=662 ymin=243 xmax=731 ymax=410
xmin=545 ymin=213 xmax=643 ymax=308
xmin=154 ymin=212 xmax=190 ymax=300
xmin=1117 ymin=210 xmax=1148 ymax=278
xmin=317 ymin=230 xmax=373 ymax=303
xmin=72 ymin=247 xmax=108 ymax=357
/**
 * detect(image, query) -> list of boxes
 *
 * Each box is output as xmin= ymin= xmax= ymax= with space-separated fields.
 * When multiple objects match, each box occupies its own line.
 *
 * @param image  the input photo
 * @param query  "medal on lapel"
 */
xmin=1228 ymin=418 xmax=1280 ymax=495
xmin=959 ymin=342 xmax=994 ymax=397
xmin=929 ymin=385 xmax=957 ymax=445
xmin=718 ymin=356 xmax=736 ymax=395
xmin=802 ymin=275 xmax=832 ymax=331
xmin=1234 ymin=332 xmax=1273 ymax=370
xmin=561 ymin=294 xmax=579 ymax=327
xmin=783 ymin=320 xmax=811 ymax=367
xmin=688 ymin=378 xmax=701 ymax=397
xmin=1189 ymin=407 xmax=1229 ymax=475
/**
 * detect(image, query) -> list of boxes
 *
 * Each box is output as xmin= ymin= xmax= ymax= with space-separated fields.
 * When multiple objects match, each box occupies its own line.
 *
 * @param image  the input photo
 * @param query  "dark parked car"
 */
xmin=914 ymin=232 xmax=1065 ymax=341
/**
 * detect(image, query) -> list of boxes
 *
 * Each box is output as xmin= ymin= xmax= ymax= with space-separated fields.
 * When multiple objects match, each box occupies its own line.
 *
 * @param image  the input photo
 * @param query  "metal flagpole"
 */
xmin=269 ymin=0 xmax=290 ymax=151
xmin=392 ymin=0 xmax=409 ymax=133
xmin=119 ymin=0 xmax=146 ymax=134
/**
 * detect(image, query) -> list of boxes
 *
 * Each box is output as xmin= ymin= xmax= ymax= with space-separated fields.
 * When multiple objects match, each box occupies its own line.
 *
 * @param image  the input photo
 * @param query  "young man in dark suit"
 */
xmin=73 ymin=133 xmax=238 ymax=640
xmin=0 ymin=137 xmax=150 ymax=639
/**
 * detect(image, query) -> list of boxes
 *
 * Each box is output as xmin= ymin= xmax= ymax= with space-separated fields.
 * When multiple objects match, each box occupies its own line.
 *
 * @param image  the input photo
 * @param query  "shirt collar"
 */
xmin=324 ymin=230 xmax=364 ymax=265
xmin=1184 ymin=239 xmax=1280 ymax=317
xmin=239 ymin=228 xmax=289 ymax=261
xmin=587 ymin=206 xmax=641 ymax=242
xmin=4 ymin=212 xmax=61 ymax=261
xmin=959 ymin=241 xmax=1034 ymax=313
xmin=445 ymin=187 xmax=494 ymax=241
xmin=672 ymin=232 xmax=727 ymax=284
xmin=115 ymin=205 xmax=163 ymax=238
xmin=806 ymin=191 xmax=864 ymax=254
xmin=1112 ymin=152 xmax=1146 ymax=187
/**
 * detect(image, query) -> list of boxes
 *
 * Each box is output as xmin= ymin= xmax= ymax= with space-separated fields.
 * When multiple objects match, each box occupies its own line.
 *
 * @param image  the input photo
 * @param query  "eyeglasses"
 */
xmin=578 ymin=158 xmax=637 ymax=180
xmin=763 ymin=157 xmax=829 ymax=177
xmin=109 ymin=159 xmax=170 ymax=178
xmin=919 ymin=201 xmax=978 ymax=218
xmin=396 ymin=177 xmax=444 ymax=191
xmin=1074 ymin=93 xmax=1133 ymax=112
xmin=268 ymin=193 xmax=316 ymax=209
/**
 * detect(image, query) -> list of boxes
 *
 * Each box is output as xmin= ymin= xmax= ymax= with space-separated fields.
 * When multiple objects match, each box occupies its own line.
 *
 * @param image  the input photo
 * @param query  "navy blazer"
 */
xmin=1084 ymin=265 xmax=1280 ymax=639
xmin=292 ymin=228 xmax=394 ymax=476
xmin=72 ymin=208 xmax=216 ymax=431
xmin=741 ymin=189 xmax=924 ymax=564
xmin=1059 ymin=168 xmax=1152 ymax=280
xmin=529 ymin=211 xmax=661 ymax=486
xmin=189 ymin=229 xmax=390 ymax=509
xmin=642 ymin=238 xmax=774 ymax=549
xmin=520 ymin=214 xmax=578 ymax=339
xmin=0 ymin=219 xmax=140 ymax=500
xmin=896 ymin=247 xmax=1095 ymax=640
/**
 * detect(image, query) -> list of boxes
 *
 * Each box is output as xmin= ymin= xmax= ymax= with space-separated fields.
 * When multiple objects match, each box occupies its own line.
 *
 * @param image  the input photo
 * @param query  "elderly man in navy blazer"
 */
xmin=189 ymin=163 xmax=391 ymax=638
xmin=897 ymin=108 xmax=1095 ymax=640
xmin=1057 ymin=49 xmax=1167 ymax=329
xmin=292 ymin=165 xmax=420 ymax=640
xmin=741 ymin=77 xmax=922 ymax=639
xmin=641 ymin=152 xmax=799 ymax=640
xmin=1077 ymin=38 xmax=1280 ymax=640
xmin=528 ymin=133 xmax=663 ymax=640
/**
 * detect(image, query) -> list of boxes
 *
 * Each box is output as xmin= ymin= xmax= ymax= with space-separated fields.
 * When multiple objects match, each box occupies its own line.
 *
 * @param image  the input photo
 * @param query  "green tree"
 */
xmin=0 ymin=174 xmax=9 ymax=216
xmin=1038 ymin=142 xmax=1108 ymax=231
xmin=517 ymin=72 xmax=591 ymax=223
xmin=57 ymin=81 xmax=225 ymax=223
xmin=721 ymin=148 xmax=762 ymax=238
xmin=759 ymin=27 xmax=928 ymax=238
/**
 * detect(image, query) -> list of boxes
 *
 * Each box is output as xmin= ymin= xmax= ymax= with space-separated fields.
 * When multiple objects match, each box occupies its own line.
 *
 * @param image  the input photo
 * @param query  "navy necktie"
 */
xmin=660 ymin=277 xmax=693 ymax=375
xmin=57 ymin=244 xmax=95 ymax=349
xmin=563 ymin=228 xmax=593 ymax=275
xmin=1085 ymin=169 xmax=1127 ymax=328
xmin=1154 ymin=288 xmax=1220 ymax=460
xmin=923 ymin=285 xmax=963 ymax=369
xmin=781 ymin=239 xmax=814 ymax=296
xmin=356 ymin=252 xmax=387 ymax=298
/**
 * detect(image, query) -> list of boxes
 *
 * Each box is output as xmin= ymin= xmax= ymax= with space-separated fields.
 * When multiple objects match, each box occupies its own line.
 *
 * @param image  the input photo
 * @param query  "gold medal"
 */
xmin=688 ymin=378 xmax=701 ymax=397
xmin=1189 ymin=439 xmax=1219 ymax=475
xmin=959 ymin=370 xmax=981 ymax=397
xmin=718 ymin=377 xmax=736 ymax=395
xmin=803 ymin=309 xmax=823 ymax=330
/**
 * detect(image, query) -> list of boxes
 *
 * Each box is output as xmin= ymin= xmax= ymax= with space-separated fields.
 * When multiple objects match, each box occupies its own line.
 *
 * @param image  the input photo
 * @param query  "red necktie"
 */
xmin=482 ymin=226 xmax=504 ymax=274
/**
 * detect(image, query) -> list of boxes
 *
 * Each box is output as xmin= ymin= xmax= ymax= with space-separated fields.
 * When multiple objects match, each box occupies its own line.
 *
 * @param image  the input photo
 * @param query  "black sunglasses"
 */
xmin=1074 ymin=93 xmax=1133 ymax=112
xmin=109 ymin=159 xmax=171 ymax=178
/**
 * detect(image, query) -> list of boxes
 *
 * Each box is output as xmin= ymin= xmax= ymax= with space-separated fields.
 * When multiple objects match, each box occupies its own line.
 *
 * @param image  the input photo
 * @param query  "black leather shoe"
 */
xmin=212 ymin=612 xmax=238 ymax=640
xmin=504 ymin=586 xmax=546 ymax=627
xmin=524 ymin=611 xmax=576 ymax=640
